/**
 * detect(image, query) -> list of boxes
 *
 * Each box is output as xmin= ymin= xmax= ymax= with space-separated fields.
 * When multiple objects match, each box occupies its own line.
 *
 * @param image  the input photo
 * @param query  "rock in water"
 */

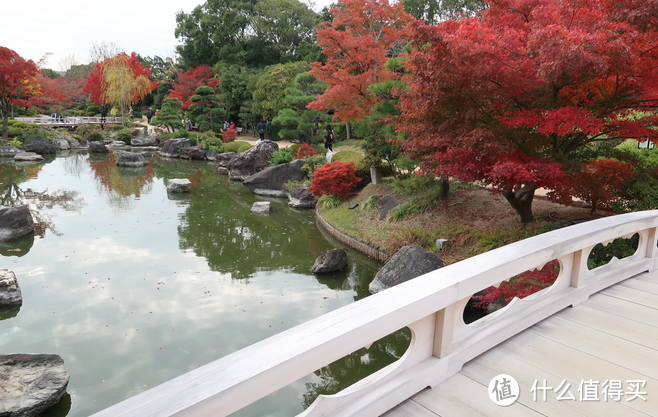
xmin=89 ymin=141 xmax=110 ymax=153
xmin=243 ymin=159 xmax=305 ymax=197
xmin=116 ymin=151 xmax=148 ymax=167
xmin=159 ymin=138 xmax=191 ymax=158
xmin=0 ymin=354 xmax=70 ymax=417
xmin=369 ymin=245 xmax=444 ymax=294
xmin=0 ymin=269 xmax=22 ymax=306
xmin=311 ymin=248 xmax=348 ymax=274
xmin=251 ymin=201 xmax=271 ymax=214
xmin=0 ymin=206 xmax=34 ymax=241
xmin=227 ymin=140 xmax=278 ymax=180
xmin=13 ymin=152 xmax=44 ymax=162
xmin=288 ymin=184 xmax=317 ymax=209
xmin=180 ymin=145 xmax=207 ymax=160
xmin=167 ymin=179 xmax=192 ymax=193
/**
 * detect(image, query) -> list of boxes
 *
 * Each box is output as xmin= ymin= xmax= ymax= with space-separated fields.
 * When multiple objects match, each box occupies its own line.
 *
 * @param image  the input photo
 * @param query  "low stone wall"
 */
xmin=315 ymin=211 xmax=390 ymax=262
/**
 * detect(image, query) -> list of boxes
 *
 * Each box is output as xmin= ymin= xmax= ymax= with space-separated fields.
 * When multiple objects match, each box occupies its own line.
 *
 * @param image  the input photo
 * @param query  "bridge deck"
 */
xmin=384 ymin=271 xmax=658 ymax=417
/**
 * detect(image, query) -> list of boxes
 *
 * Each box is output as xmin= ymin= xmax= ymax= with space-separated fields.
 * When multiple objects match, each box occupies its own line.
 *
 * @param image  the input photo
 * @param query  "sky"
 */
xmin=2 ymin=0 xmax=334 ymax=71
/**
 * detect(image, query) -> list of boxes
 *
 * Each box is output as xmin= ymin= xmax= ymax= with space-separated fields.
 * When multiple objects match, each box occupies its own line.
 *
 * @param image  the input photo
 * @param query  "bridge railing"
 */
xmin=13 ymin=116 xmax=124 ymax=125
xmin=90 ymin=210 xmax=658 ymax=417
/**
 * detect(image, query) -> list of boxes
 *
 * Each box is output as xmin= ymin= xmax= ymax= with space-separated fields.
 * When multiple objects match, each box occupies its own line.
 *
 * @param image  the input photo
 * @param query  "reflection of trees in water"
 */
xmin=87 ymin=153 xmax=154 ymax=211
xmin=0 ymin=162 xmax=86 ymax=238
xmin=62 ymin=152 xmax=88 ymax=178
xmin=302 ymin=328 xmax=412 ymax=409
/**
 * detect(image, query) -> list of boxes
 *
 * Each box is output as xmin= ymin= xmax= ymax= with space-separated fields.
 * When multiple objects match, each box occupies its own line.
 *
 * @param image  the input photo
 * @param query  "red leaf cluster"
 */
xmin=84 ymin=52 xmax=157 ymax=105
xmin=168 ymin=65 xmax=219 ymax=110
xmin=471 ymin=260 xmax=560 ymax=311
xmin=293 ymin=144 xmax=318 ymax=159
xmin=569 ymin=159 xmax=636 ymax=211
xmin=310 ymin=161 xmax=362 ymax=199
xmin=397 ymin=0 xmax=658 ymax=207
xmin=0 ymin=47 xmax=40 ymax=111
xmin=222 ymin=128 xmax=236 ymax=143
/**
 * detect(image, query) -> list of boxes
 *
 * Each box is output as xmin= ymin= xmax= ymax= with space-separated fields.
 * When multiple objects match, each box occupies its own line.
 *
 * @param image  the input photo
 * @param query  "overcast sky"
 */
xmin=2 ymin=0 xmax=334 ymax=71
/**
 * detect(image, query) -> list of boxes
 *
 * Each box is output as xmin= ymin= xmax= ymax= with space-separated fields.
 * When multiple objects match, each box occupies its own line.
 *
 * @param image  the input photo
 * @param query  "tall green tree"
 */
xmin=273 ymin=72 xmax=327 ymax=143
xmin=403 ymin=0 xmax=485 ymax=24
xmin=175 ymin=0 xmax=320 ymax=68
xmin=250 ymin=61 xmax=311 ymax=120
xmin=214 ymin=63 xmax=260 ymax=124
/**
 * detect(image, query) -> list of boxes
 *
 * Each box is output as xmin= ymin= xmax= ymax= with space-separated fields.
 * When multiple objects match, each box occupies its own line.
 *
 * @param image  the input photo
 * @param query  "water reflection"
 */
xmin=0 ymin=305 xmax=20 ymax=321
xmin=87 ymin=153 xmax=154 ymax=211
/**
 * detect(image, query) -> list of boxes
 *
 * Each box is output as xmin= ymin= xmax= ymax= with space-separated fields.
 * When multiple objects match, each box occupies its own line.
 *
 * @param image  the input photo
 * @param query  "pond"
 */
xmin=0 ymin=151 xmax=409 ymax=417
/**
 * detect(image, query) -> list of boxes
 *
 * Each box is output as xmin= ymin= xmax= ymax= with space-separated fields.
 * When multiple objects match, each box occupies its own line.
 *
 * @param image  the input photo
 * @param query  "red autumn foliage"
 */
xmin=310 ymin=161 xmax=362 ymax=199
xmin=397 ymin=0 xmax=658 ymax=223
xmin=168 ymin=65 xmax=219 ymax=110
xmin=222 ymin=128 xmax=236 ymax=143
xmin=308 ymin=0 xmax=413 ymax=122
xmin=569 ymin=159 xmax=636 ymax=212
xmin=293 ymin=144 xmax=318 ymax=159
xmin=31 ymin=72 xmax=85 ymax=113
xmin=0 ymin=47 xmax=40 ymax=138
xmin=84 ymin=52 xmax=157 ymax=105
xmin=471 ymin=260 xmax=560 ymax=311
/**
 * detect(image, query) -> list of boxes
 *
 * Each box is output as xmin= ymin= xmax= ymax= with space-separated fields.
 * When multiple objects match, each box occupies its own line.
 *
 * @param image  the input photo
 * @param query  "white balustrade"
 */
xmin=90 ymin=210 xmax=658 ymax=417
xmin=13 ymin=116 xmax=122 ymax=125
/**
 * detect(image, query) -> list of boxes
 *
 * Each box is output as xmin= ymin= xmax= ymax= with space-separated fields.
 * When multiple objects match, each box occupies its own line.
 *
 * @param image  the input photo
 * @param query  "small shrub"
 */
xmin=220 ymin=141 xmax=253 ymax=153
xmin=285 ymin=179 xmax=311 ymax=191
xmin=268 ymin=148 xmax=294 ymax=166
xmin=111 ymin=124 xmax=126 ymax=132
xmin=114 ymin=128 xmax=133 ymax=144
xmin=87 ymin=132 xmax=104 ymax=142
xmin=8 ymin=139 xmax=22 ymax=148
xmin=76 ymin=124 xmax=101 ymax=140
xmin=321 ymin=195 xmax=342 ymax=209
xmin=223 ymin=129 xmax=236 ymax=142
xmin=302 ymin=155 xmax=327 ymax=177
xmin=362 ymin=195 xmax=380 ymax=211
xmin=198 ymin=132 xmax=222 ymax=151
xmin=293 ymin=144 xmax=318 ymax=159
xmin=310 ymin=161 xmax=362 ymax=199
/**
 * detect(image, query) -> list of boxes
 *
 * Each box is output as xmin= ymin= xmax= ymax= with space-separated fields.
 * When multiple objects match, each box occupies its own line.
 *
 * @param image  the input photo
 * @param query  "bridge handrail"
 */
xmin=90 ymin=210 xmax=658 ymax=417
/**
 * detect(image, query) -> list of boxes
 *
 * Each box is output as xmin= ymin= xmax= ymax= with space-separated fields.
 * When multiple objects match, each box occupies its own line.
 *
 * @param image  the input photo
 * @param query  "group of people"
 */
xmin=256 ymin=119 xmax=273 ymax=141
xmin=223 ymin=120 xmax=236 ymax=131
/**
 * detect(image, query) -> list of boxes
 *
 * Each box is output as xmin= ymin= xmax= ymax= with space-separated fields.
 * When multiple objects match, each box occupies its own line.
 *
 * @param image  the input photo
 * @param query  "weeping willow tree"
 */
xmin=100 ymin=53 xmax=155 ymax=125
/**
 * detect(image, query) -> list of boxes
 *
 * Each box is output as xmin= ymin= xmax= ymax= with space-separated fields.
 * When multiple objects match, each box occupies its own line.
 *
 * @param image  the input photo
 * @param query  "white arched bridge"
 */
xmin=91 ymin=211 xmax=658 ymax=416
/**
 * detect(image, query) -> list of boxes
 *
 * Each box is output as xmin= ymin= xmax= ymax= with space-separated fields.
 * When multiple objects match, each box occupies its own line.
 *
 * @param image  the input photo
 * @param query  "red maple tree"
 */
xmin=307 ymin=0 xmax=413 ymax=122
xmin=0 ymin=47 xmax=40 ymax=139
xmin=310 ymin=161 xmax=362 ymax=199
xmin=31 ymin=72 xmax=85 ymax=114
xmin=167 ymin=65 xmax=219 ymax=110
xmin=293 ymin=144 xmax=318 ymax=159
xmin=398 ymin=0 xmax=658 ymax=222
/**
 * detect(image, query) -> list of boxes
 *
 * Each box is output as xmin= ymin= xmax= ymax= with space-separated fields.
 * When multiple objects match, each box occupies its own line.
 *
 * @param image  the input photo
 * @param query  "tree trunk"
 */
xmin=502 ymin=183 xmax=537 ymax=223
xmin=440 ymin=177 xmax=450 ymax=200
xmin=1 ymin=112 xmax=8 ymax=140
xmin=345 ymin=121 xmax=351 ymax=140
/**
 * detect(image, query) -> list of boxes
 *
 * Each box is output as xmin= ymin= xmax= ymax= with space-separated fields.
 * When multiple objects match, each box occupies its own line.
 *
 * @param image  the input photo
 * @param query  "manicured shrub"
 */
xmin=220 ymin=141 xmax=253 ymax=153
xmin=115 ymin=128 xmax=133 ymax=144
xmin=310 ymin=161 xmax=362 ymax=199
xmin=198 ymin=132 xmax=222 ymax=151
xmin=223 ymin=129 xmax=237 ymax=142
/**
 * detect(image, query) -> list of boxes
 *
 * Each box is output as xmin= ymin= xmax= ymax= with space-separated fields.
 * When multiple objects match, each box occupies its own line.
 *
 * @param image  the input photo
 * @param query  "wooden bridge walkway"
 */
xmin=384 ymin=271 xmax=658 ymax=417
xmin=91 ymin=211 xmax=658 ymax=417
xmin=13 ymin=116 xmax=123 ymax=127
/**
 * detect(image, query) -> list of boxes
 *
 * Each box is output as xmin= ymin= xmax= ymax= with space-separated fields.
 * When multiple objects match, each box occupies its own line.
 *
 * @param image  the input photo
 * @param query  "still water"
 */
xmin=0 ymin=152 xmax=408 ymax=417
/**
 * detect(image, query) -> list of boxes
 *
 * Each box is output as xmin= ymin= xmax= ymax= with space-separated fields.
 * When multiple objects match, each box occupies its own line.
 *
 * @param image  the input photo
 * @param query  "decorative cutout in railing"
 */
xmin=90 ymin=211 xmax=658 ymax=417
xmin=13 ymin=116 xmax=123 ymax=125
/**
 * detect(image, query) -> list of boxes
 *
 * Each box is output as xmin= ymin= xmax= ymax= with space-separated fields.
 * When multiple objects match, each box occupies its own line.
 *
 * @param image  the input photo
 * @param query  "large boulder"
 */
xmin=216 ymin=152 xmax=236 ymax=175
xmin=0 ymin=353 xmax=70 ymax=417
xmin=167 ymin=179 xmax=192 ymax=193
xmin=311 ymin=248 xmax=348 ymax=274
xmin=130 ymin=136 xmax=158 ymax=146
xmin=14 ymin=152 xmax=44 ymax=162
xmin=369 ymin=245 xmax=444 ymax=294
xmin=0 ymin=146 xmax=21 ymax=158
xmin=0 ymin=206 xmax=34 ymax=241
xmin=159 ymin=138 xmax=191 ymax=158
xmin=89 ymin=141 xmax=109 ymax=153
xmin=288 ymin=184 xmax=317 ymax=209
xmin=50 ymin=139 xmax=69 ymax=150
xmin=116 ymin=152 xmax=148 ymax=168
xmin=227 ymin=140 xmax=278 ymax=181
xmin=180 ymin=145 xmax=207 ymax=160
xmin=206 ymin=150 xmax=218 ymax=161
xmin=243 ymin=159 xmax=305 ymax=197
xmin=0 ymin=269 xmax=22 ymax=306
xmin=21 ymin=137 xmax=57 ymax=155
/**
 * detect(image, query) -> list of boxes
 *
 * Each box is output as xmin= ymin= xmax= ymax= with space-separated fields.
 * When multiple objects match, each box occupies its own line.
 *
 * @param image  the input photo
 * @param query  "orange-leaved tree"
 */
xmin=310 ymin=161 xmax=362 ymax=199
xmin=397 ymin=0 xmax=658 ymax=223
xmin=168 ymin=65 xmax=219 ymax=110
xmin=307 ymin=0 xmax=413 ymax=124
xmin=0 ymin=47 xmax=40 ymax=139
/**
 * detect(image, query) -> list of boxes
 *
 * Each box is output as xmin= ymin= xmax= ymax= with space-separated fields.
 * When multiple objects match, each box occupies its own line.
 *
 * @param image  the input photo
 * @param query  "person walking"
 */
xmin=324 ymin=124 xmax=334 ymax=151
xmin=257 ymin=119 xmax=266 ymax=141
xmin=146 ymin=108 xmax=154 ymax=124
xmin=128 ymin=106 xmax=134 ymax=119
